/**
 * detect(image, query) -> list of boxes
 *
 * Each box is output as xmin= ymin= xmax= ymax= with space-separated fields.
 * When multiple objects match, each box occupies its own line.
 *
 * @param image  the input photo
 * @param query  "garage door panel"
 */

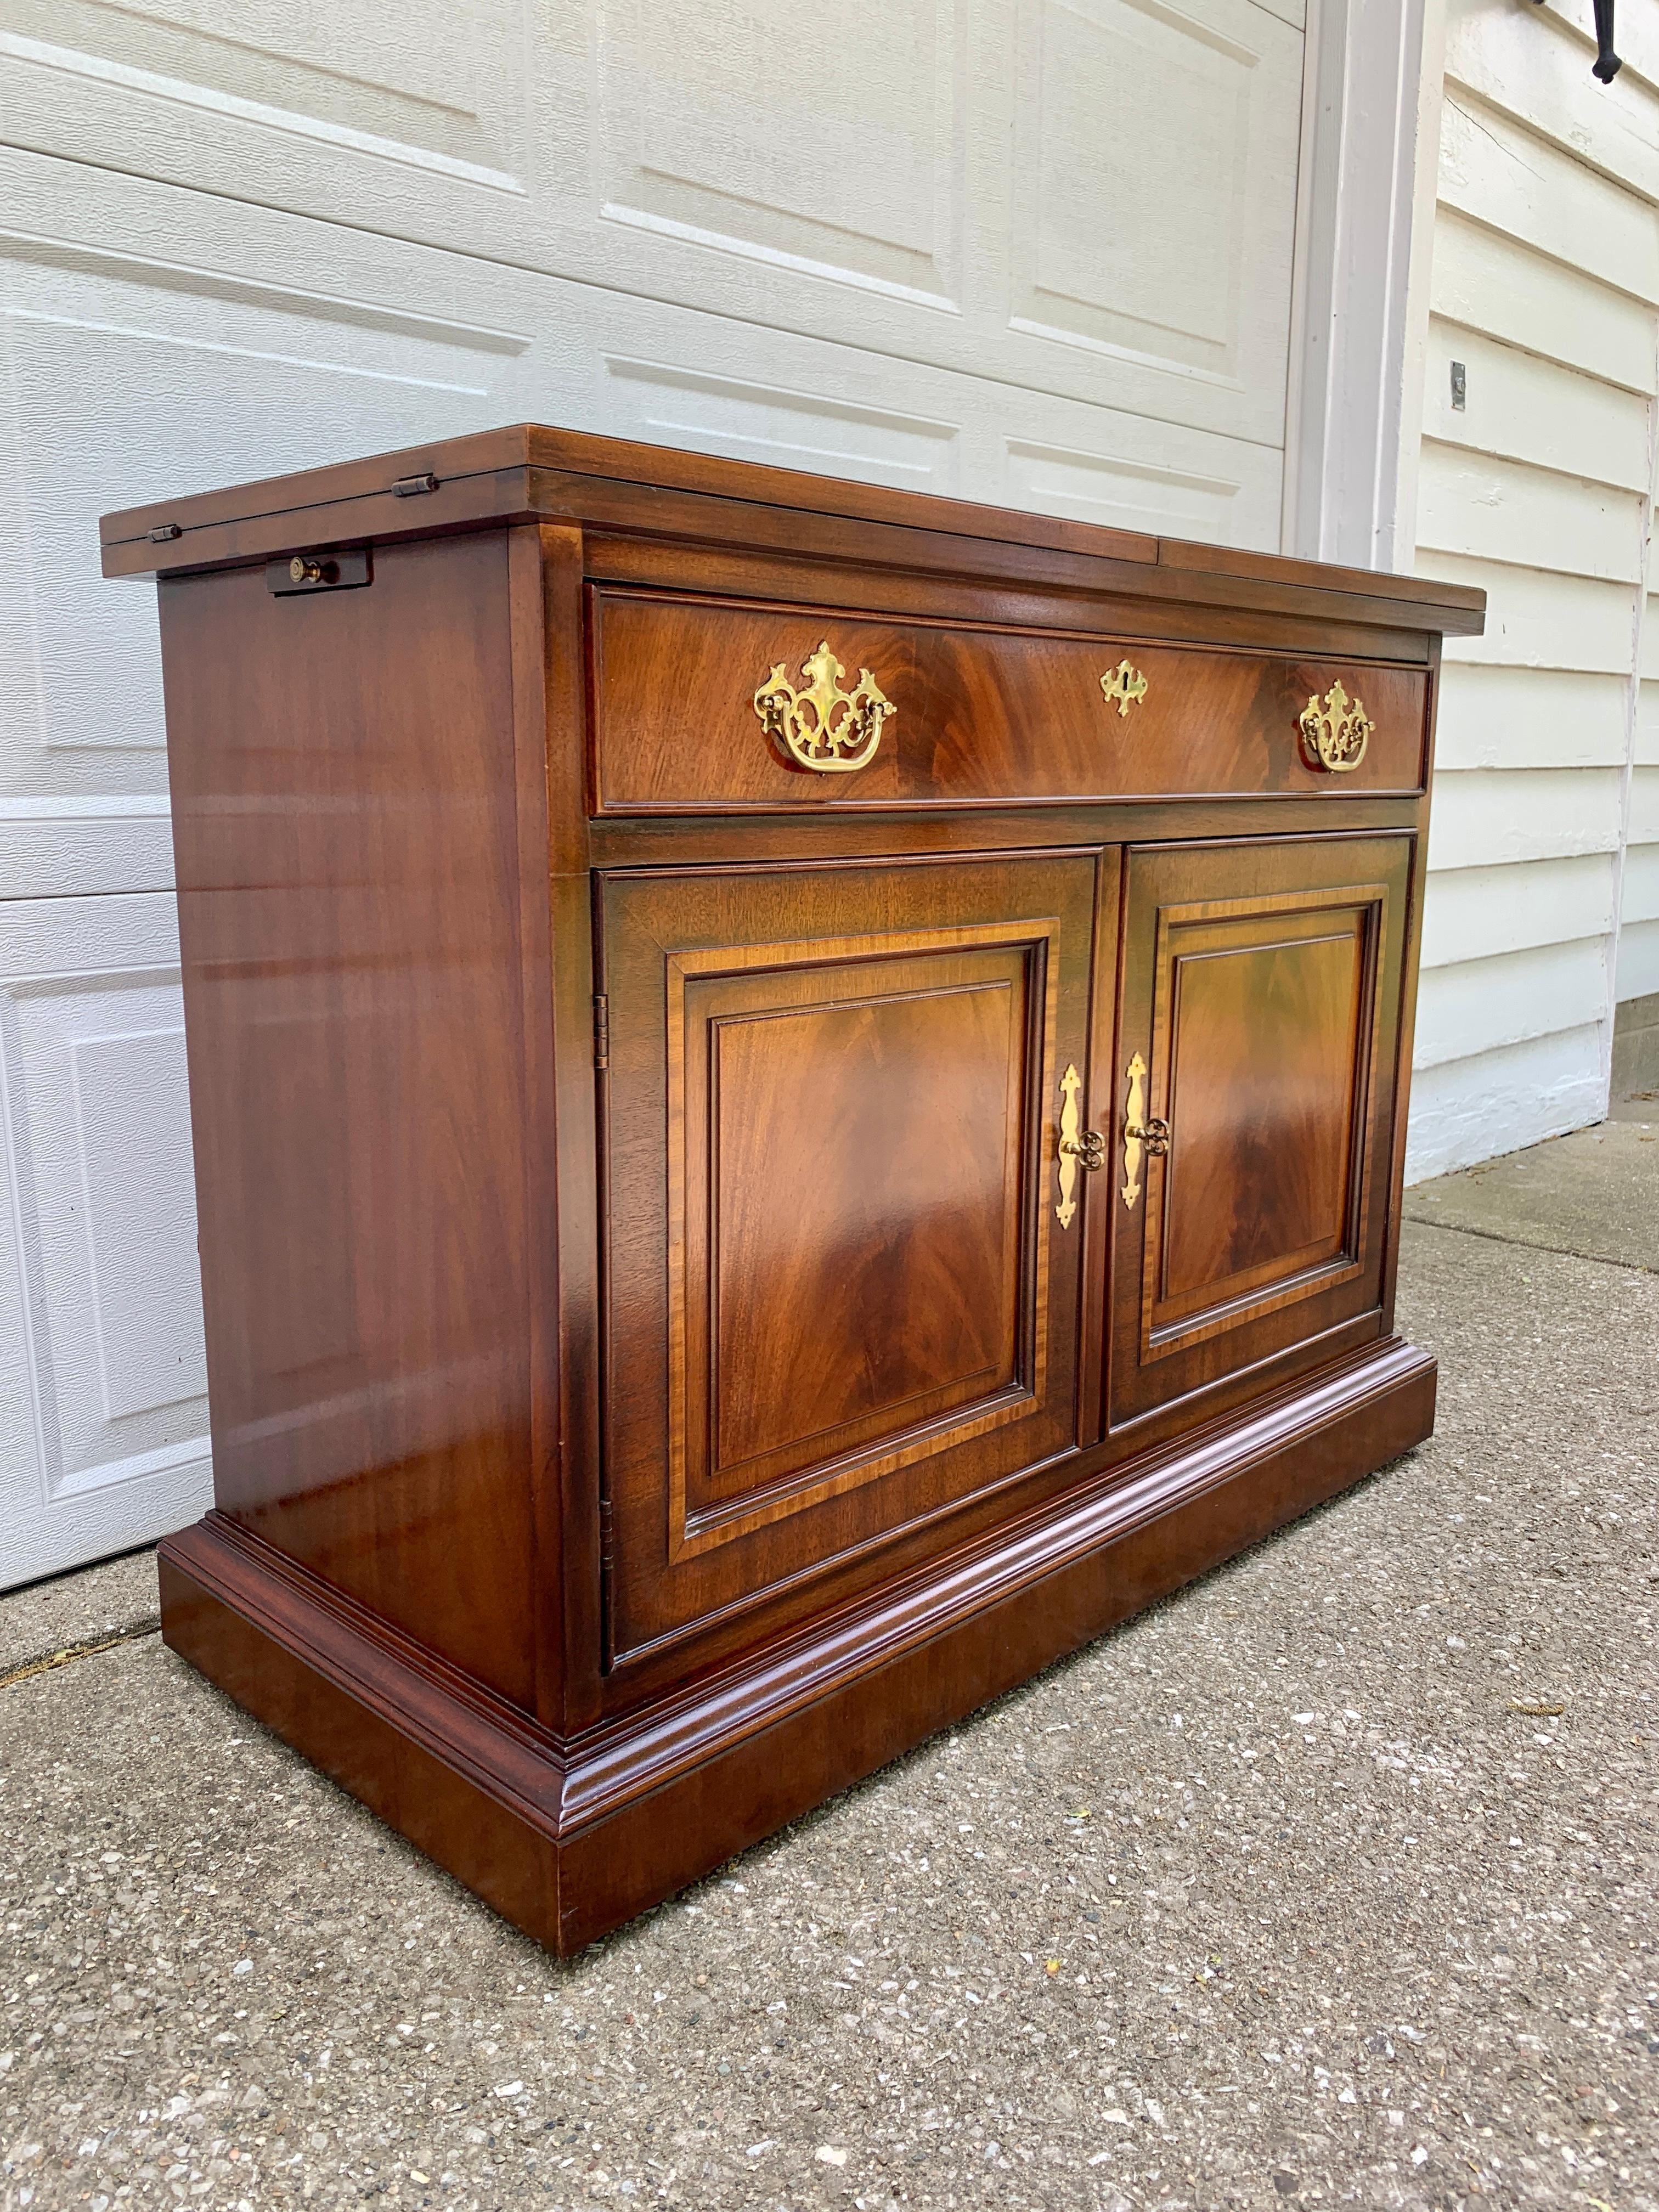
xmin=0 ymin=893 xmax=212 ymax=1585
xmin=0 ymin=0 xmax=532 ymax=190
xmin=596 ymin=357 xmax=966 ymax=495
xmin=594 ymin=0 xmax=966 ymax=310
xmin=2 ymin=143 xmax=1284 ymax=871
xmin=1002 ymin=431 xmax=1274 ymax=547
xmin=1 ymin=2 xmax=1303 ymax=447
xmin=1007 ymin=0 xmax=1302 ymax=403
xmin=0 ymin=215 xmax=530 ymax=820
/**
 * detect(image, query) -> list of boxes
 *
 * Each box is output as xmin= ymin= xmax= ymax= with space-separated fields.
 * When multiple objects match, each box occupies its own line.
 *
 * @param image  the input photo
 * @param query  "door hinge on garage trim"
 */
xmin=592 ymin=993 xmax=610 ymax=1070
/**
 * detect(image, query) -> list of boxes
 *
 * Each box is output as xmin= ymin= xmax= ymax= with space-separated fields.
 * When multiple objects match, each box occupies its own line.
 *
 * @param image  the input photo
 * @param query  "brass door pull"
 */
xmin=1121 ymin=1051 xmax=1170 ymax=1209
xmin=754 ymin=640 xmax=895 ymax=772
xmin=1054 ymin=1063 xmax=1104 ymax=1228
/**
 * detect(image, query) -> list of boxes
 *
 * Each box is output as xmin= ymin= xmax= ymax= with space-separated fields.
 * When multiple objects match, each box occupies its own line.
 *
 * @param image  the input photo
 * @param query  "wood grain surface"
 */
xmin=591 ymin=592 xmax=1430 ymax=810
xmin=157 ymin=531 xmax=540 ymax=1710
xmin=1108 ymin=835 xmax=1412 ymax=1434
xmin=599 ymin=853 xmax=1096 ymax=1663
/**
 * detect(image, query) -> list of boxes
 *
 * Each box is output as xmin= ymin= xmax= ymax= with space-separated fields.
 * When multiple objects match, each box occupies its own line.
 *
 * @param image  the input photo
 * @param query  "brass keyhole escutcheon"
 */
xmin=1054 ymin=1064 xmax=1104 ymax=1228
xmin=1099 ymin=659 xmax=1149 ymax=718
xmin=1121 ymin=1052 xmax=1170 ymax=1210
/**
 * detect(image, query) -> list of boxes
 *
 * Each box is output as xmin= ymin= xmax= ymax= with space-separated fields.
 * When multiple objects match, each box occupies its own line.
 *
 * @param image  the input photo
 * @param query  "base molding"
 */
xmin=160 ymin=1336 xmax=1435 ymax=1954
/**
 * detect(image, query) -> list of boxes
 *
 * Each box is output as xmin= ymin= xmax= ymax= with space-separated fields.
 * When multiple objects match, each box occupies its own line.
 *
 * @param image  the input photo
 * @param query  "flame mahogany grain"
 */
xmin=109 ymin=427 xmax=1480 ymax=1953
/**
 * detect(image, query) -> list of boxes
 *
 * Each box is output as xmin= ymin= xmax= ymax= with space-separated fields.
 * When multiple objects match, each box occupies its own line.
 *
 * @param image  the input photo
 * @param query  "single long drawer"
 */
xmin=589 ymin=589 xmax=1429 ymax=811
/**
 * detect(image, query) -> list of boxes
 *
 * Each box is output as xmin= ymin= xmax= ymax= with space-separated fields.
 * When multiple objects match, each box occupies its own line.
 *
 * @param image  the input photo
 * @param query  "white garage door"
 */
xmin=0 ymin=0 xmax=1307 ymax=1584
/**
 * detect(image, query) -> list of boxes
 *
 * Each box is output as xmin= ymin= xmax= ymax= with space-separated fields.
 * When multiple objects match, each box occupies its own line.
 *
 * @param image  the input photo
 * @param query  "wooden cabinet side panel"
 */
xmin=157 ymin=532 xmax=539 ymax=1710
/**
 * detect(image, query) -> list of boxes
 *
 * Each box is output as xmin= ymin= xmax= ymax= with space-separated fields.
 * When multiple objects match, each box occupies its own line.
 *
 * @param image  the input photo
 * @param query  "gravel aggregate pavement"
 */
xmin=2 ymin=1139 xmax=1655 ymax=2212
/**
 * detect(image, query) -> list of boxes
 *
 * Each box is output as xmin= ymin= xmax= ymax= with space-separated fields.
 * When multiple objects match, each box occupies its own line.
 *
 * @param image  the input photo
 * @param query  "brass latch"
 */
xmin=266 ymin=547 xmax=371 ymax=597
xmin=1054 ymin=1063 xmax=1105 ymax=1228
xmin=1121 ymin=1052 xmax=1170 ymax=1210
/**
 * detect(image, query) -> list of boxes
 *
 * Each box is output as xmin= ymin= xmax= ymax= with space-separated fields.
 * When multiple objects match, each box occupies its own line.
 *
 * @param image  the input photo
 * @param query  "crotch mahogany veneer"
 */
xmin=101 ymin=426 xmax=1485 ymax=1954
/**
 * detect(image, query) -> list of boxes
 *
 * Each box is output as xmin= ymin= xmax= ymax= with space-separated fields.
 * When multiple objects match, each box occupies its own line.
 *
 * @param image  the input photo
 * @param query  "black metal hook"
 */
xmin=1532 ymin=0 xmax=1621 ymax=83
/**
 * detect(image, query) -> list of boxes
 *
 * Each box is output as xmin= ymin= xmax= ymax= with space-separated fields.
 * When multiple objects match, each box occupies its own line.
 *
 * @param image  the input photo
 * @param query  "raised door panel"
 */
xmin=1108 ymin=834 xmax=1413 ymax=1434
xmin=601 ymin=851 xmax=1102 ymax=1664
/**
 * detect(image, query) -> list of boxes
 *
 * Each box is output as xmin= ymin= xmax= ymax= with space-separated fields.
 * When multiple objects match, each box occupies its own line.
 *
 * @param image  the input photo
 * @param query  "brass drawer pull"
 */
xmin=1100 ymin=658 xmax=1148 ymax=718
xmin=1299 ymin=681 xmax=1372 ymax=772
xmin=754 ymin=639 xmax=895 ymax=773
xmin=1121 ymin=1051 xmax=1170 ymax=1209
xmin=1055 ymin=1063 xmax=1105 ymax=1228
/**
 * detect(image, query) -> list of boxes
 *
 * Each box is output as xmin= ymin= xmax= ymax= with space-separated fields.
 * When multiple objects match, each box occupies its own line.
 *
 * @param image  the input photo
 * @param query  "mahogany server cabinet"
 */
xmin=101 ymin=427 xmax=1484 ymax=1953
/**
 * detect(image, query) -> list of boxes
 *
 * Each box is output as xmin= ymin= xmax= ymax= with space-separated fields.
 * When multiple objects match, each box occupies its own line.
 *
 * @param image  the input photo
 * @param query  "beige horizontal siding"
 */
xmin=1427 ymin=768 xmax=1625 ymax=871
xmin=1429 ymin=555 xmax=1638 ymax=674
xmin=1622 ymin=840 xmax=1659 ymax=920
xmin=1618 ymin=919 xmax=1659 ymax=1000
xmin=1438 ymin=92 xmax=1659 ymax=301
xmin=1416 ymin=937 xmax=1609 ymax=1069
xmin=1430 ymin=212 xmax=1656 ymax=394
xmin=1421 ymin=325 xmax=1651 ymax=489
xmin=1407 ymin=1023 xmax=1607 ymax=1173
xmin=1417 ymin=443 xmax=1644 ymax=581
xmin=1420 ymin=856 xmax=1615 ymax=970
xmin=1432 ymin=664 xmax=1629 ymax=770
xmin=1407 ymin=0 xmax=1659 ymax=1178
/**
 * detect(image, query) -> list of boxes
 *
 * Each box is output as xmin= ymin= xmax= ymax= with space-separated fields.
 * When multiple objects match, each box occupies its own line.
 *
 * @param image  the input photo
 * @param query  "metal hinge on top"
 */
xmin=390 ymin=470 xmax=440 ymax=498
xmin=592 ymin=994 xmax=610 ymax=1070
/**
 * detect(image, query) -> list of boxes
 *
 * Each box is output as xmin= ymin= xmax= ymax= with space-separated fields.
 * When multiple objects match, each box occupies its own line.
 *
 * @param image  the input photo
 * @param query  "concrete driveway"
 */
xmin=3 ymin=1114 xmax=1656 ymax=2211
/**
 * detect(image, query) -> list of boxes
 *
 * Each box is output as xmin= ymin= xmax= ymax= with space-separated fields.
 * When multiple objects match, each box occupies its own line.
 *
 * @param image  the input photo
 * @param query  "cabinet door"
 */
xmin=600 ymin=852 xmax=1102 ymax=1664
xmin=1108 ymin=835 xmax=1412 ymax=1434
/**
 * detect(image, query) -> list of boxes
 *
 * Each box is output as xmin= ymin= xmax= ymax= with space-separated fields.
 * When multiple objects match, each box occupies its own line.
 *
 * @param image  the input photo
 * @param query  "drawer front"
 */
xmin=590 ymin=589 xmax=1428 ymax=811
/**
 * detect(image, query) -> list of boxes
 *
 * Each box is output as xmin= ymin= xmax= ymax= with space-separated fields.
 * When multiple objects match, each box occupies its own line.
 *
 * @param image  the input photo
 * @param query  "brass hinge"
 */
xmin=592 ymin=993 xmax=610 ymax=1070
xmin=597 ymin=1496 xmax=614 ymax=1573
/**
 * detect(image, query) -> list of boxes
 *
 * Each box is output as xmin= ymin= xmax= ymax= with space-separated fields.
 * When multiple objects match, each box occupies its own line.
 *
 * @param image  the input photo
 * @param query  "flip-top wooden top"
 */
xmin=100 ymin=422 xmax=1486 ymax=642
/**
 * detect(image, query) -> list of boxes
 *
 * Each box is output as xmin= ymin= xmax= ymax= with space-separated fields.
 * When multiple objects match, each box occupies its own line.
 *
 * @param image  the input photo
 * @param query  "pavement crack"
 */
xmin=1401 ymin=1212 xmax=1654 ymax=1276
xmin=0 ymin=1618 xmax=161 ymax=1690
